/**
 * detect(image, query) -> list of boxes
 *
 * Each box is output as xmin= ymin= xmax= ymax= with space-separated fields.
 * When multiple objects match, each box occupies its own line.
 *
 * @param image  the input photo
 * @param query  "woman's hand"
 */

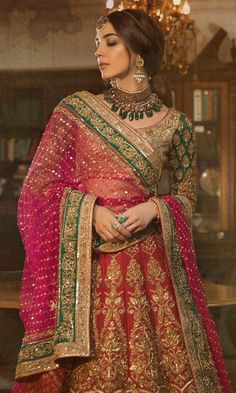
xmin=93 ymin=205 xmax=132 ymax=242
xmin=121 ymin=201 xmax=159 ymax=234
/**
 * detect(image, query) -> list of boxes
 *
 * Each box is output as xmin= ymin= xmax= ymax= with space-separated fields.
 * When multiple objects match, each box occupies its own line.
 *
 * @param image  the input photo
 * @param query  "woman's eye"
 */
xmin=107 ymin=41 xmax=117 ymax=47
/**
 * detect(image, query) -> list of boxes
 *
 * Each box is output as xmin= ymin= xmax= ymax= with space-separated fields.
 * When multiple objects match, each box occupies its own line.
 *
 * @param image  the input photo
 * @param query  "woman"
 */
xmin=12 ymin=9 xmax=233 ymax=393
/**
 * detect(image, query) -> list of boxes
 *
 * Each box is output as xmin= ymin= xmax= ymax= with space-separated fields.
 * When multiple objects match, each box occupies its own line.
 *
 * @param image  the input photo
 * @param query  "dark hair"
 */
xmin=97 ymin=9 xmax=172 ymax=105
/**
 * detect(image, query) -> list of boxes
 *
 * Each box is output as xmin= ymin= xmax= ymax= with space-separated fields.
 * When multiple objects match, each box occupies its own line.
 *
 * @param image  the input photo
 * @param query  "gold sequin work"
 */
xmin=68 ymin=235 xmax=199 ymax=393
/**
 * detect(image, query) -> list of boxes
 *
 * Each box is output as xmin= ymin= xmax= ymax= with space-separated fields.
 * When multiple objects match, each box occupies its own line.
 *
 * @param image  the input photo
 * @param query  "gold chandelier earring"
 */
xmin=134 ymin=55 xmax=146 ymax=83
xmin=109 ymin=78 xmax=117 ymax=88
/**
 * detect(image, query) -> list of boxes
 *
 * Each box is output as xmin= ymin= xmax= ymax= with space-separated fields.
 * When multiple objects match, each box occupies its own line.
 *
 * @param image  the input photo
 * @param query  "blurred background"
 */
xmin=0 ymin=0 xmax=236 ymax=391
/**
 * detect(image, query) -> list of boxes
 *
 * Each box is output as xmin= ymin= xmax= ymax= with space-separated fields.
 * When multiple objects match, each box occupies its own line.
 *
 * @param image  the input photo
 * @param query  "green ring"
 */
xmin=118 ymin=215 xmax=127 ymax=223
xmin=111 ymin=222 xmax=119 ymax=230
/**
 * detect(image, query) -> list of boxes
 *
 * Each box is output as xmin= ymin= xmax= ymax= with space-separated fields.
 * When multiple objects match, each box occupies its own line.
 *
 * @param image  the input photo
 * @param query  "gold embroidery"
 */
xmin=79 ymin=92 xmax=161 ymax=191
xmin=126 ymin=254 xmax=165 ymax=390
xmin=94 ymin=224 xmax=157 ymax=253
xmin=67 ymin=234 xmax=219 ymax=392
xmin=66 ymin=97 xmax=156 ymax=193
xmin=56 ymin=191 xmax=97 ymax=358
xmin=16 ymin=191 xmax=97 ymax=379
xmin=16 ymin=354 xmax=59 ymax=379
xmin=154 ymin=200 xmax=222 ymax=393
xmin=23 ymin=328 xmax=55 ymax=343
xmin=55 ymin=105 xmax=149 ymax=198
xmin=170 ymin=115 xmax=197 ymax=212
xmin=69 ymin=257 xmax=128 ymax=391
xmin=145 ymin=250 xmax=195 ymax=389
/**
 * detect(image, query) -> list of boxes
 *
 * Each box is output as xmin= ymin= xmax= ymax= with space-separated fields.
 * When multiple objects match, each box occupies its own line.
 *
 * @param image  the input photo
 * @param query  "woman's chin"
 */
xmin=100 ymin=71 xmax=117 ymax=81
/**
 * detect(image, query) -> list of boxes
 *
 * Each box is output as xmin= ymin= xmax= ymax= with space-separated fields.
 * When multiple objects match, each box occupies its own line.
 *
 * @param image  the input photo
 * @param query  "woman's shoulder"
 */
xmin=51 ymin=90 xmax=97 ymax=121
xmin=167 ymin=109 xmax=193 ymax=135
xmin=167 ymin=108 xmax=192 ymax=126
xmin=56 ymin=90 xmax=92 ymax=108
xmin=170 ymin=110 xmax=195 ymax=150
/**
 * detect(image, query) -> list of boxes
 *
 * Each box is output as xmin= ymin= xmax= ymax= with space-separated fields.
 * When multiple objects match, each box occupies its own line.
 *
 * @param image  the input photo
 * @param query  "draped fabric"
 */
xmin=12 ymin=91 xmax=233 ymax=393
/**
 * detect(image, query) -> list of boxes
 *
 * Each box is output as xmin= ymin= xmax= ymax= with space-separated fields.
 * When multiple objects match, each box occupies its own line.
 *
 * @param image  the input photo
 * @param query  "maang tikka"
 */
xmin=134 ymin=54 xmax=146 ymax=83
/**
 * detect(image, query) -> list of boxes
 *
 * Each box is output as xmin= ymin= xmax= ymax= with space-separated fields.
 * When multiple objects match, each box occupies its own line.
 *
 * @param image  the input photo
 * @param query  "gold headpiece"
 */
xmin=96 ymin=16 xmax=109 ymax=32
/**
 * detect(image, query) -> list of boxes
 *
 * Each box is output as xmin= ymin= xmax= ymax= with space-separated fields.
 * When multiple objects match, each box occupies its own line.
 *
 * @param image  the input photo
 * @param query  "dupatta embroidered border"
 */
xmin=61 ymin=92 xmax=160 ymax=195
xmin=16 ymin=189 xmax=97 ymax=379
xmin=156 ymin=199 xmax=221 ymax=392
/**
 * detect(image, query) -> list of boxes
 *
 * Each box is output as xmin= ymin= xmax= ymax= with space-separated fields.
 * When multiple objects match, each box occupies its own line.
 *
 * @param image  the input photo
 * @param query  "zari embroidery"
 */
xmin=155 ymin=199 xmax=222 ymax=393
xmin=126 ymin=251 xmax=166 ymax=390
xmin=56 ymin=190 xmax=97 ymax=357
xmin=69 ymin=257 xmax=128 ymax=391
xmin=61 ymin=94 xmax=158 ymax=194
xmin=170 ymin=114 xmax=197 ymax=212
xmin=55 ymin=105 xmax=149 ymax=198
xmin=145 ymin=247 xmax=195 ymax=389
xmin=16 ymin=189 xmax=97 ymax=379
xmin=68 ymin=237 xmax=199 ymax=393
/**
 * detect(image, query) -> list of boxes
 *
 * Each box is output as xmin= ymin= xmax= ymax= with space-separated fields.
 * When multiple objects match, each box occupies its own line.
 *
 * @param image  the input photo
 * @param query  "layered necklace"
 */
xmin=104 ymin=84 xmax=163 ymax=121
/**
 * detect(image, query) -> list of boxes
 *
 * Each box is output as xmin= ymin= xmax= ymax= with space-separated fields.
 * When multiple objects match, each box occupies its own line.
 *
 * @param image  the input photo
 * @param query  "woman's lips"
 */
xmin=99 ymin=63 xmax=109 ymax=70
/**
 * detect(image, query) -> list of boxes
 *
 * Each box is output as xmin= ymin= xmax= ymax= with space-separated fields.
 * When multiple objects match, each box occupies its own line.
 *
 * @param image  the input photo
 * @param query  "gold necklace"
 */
xmin=104 ymin=85 xmax=163 ymax=121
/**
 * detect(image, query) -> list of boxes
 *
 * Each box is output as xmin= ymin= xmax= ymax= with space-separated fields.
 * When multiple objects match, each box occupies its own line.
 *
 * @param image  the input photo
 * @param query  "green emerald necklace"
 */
xmin=104 ymin=84 xmax=163 ymax=121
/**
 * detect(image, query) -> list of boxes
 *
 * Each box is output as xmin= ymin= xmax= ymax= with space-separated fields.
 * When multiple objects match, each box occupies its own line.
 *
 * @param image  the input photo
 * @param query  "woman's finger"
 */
xmin=105 ymin=225 xmax=128 ymax=242
xmin=98 ymin=220 xmax=132 ymax=242
xmin=124 ymin=222 xmax=141 ymax=233
xmin=132 ymin=225 xmax=144 ymax=234
xmin=123 ymin=218 xmax=138 ymax=230
xmin=117 ymin=224 xmax=131 ymax=238
xmin=112 ymin=229 xmax=128 ymax=242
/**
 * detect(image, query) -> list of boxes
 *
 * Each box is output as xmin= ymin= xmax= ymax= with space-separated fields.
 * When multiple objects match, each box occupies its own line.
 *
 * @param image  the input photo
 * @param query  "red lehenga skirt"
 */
xmin=65 ymin=233 xmax=203 ymax=393
xmin=13 ymin=228 xmax=231 ymax=393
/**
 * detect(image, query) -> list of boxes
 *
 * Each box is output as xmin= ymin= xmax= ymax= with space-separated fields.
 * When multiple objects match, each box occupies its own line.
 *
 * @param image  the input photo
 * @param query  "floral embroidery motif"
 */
xmin=69 ymin=257 xmax=128 ymax=391
xmin=126 ymin=254 xmax=166 ymax=389
xmin=68 ymin=236 xmax=198 ymax=393
xmin=170 ymin=114 xmax=197 ymax=212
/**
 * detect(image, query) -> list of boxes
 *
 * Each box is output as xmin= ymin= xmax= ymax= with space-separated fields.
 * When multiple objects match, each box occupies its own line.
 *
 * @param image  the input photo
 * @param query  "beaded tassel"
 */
xmin=104 ymin=85 xmax=163 ymax=121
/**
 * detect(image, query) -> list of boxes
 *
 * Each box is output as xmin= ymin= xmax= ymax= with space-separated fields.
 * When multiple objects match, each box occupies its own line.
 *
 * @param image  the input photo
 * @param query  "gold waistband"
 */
xmin=93 ymin=223 xmax=160 ymax=253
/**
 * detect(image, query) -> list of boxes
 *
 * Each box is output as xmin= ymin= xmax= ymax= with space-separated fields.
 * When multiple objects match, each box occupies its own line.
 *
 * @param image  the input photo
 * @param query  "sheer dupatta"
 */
xmin=14 ymin=103 xmax=97 ymax=384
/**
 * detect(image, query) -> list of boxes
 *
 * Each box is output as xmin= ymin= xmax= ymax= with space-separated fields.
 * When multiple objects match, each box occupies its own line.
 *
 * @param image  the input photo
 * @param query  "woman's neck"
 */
xmin=116 ymin=76 xmax=149 ymax=93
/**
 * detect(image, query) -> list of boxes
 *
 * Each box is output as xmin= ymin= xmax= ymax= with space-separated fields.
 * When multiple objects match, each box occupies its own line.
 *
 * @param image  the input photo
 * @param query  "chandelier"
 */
xmin=105 ymin=0 xmax=196 ymax=75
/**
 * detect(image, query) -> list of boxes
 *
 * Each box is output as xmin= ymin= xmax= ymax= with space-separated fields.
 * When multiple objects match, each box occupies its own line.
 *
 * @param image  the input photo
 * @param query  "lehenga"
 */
xmin=12 ymin=91 xmax=233 ymax=393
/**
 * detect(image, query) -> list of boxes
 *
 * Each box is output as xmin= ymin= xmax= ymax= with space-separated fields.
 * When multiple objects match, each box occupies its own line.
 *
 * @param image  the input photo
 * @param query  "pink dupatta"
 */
xmin=158 ymin=196 xmax=233 ymax=393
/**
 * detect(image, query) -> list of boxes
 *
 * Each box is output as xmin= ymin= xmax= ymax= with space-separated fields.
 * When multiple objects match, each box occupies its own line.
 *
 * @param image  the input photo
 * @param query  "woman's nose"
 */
xmin=94 ymin=45 xmax=104 ymax=58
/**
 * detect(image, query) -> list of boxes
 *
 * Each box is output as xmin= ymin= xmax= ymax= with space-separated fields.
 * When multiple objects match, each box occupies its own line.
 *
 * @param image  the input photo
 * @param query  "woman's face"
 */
xmin=95 ymin=21 xmax=135 ymax=81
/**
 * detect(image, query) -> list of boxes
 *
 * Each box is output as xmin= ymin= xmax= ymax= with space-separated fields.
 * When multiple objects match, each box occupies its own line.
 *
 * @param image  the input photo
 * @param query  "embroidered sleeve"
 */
xmin=170 ymin=113 xmax=197 ymax=216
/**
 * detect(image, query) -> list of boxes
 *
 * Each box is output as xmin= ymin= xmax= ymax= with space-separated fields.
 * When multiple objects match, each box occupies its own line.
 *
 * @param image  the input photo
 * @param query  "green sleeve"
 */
xmin=170 ymin=113 xmax=197 ymax=216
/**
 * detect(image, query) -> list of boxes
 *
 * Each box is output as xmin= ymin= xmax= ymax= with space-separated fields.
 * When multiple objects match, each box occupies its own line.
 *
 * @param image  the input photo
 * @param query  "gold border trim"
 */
xmin=155 ymin=199 xmax=221 ymax=393
xmin=79 ymin=91 xmax=162 ymax=191
xmin=94 ymin=225 xmax=157 ymax=253
xmin=55 ymin=191 xmax=97 ymax=359
xmin=16 ymin=355 xmax=59 ymax=379
xmin=16 ymin=190 xmax=97 ymax=379
xmin=75 ymin=193 xmax=97 ymax=353
xmin=56 ymin=105 xmax=149 ymax=198
xmin=62 ymin=93 xmax=157 ymax=194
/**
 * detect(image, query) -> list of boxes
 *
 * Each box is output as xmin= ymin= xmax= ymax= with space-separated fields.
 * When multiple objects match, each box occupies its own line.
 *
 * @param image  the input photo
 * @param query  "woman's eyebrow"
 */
xmin=95 ymin=33 xmax=120 ymax=41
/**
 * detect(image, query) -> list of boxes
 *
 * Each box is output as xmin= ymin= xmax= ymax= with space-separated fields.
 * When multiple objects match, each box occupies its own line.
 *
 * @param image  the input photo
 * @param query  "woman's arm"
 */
xmin=121 ymin=113 xmax=196 ymax=233
xmin=169 ymin=113 xmax=197 ymax=217
xmin=18 ymin=106 xmax=83 ymax=330
xmin=18 ymin=107 xmax=78 ymax=246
